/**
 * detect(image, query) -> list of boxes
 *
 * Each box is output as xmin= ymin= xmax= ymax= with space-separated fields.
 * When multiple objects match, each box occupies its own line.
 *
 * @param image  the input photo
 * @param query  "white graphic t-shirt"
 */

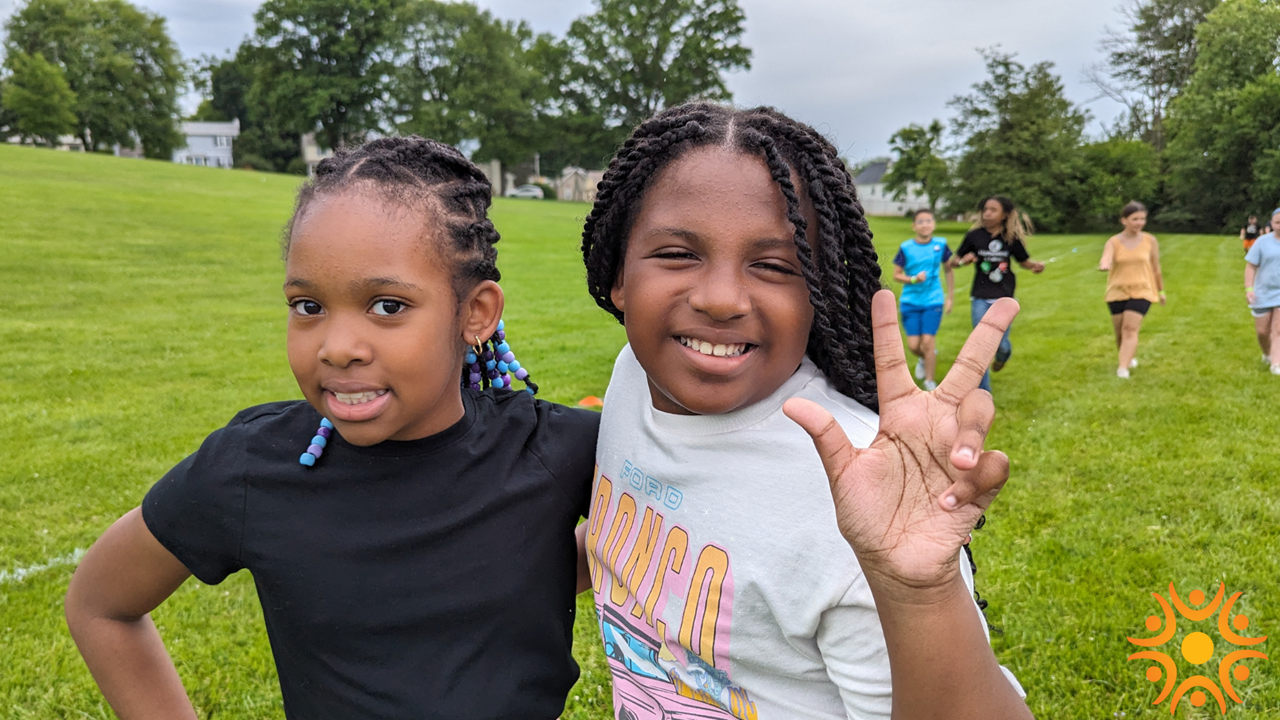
xmin=586 ymin=346 xmax=1000 ymax=719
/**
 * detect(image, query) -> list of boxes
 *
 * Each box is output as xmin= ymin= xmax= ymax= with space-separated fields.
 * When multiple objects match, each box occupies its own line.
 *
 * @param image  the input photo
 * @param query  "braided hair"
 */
xmin=581 ymin=102 xmax=883 ymax=410
xmin=283 ymin=135 xmax=538 ymax=397
xmin=284 ymin=135 xmax=501 ymax=300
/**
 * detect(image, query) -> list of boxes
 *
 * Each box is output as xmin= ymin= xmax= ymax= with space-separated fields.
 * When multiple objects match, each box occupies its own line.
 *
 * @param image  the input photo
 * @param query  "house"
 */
xmin=172 ymin=119 xmax=240 ymax=168
xmin=554 ymin=166 xmax=605 ymax=203
xmin=852 ymin=159 xmax=930 ymax=216
xmin=301 ymin=133 xmax=334 ymax=176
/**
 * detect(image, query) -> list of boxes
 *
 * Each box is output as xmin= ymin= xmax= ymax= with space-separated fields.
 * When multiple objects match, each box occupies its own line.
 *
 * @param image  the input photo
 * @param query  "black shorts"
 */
xmin=1108 ymin=299 xmax=1152 ymax=316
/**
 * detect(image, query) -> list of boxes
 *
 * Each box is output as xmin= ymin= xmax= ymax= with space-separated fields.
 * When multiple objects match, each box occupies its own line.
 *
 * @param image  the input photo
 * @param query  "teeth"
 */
xmin=678 ymin=337 xmax=748 ymax=358
xmin=332 ymin=390 xmax=387 ymax=405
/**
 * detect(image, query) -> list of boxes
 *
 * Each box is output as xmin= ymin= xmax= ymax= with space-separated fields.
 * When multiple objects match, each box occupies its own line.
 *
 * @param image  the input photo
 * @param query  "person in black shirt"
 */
xmin=951 ymin=196 xmax=1045 ymax=392
xmin=64 ymin=137 xmax=599 ymax=720
xmin=1241 ymin=215 xmax=1267 ymax=253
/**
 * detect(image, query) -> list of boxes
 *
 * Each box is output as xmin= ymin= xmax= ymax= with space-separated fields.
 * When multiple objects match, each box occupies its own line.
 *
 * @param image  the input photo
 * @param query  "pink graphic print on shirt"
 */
xmin=587 ymin=466 xmax=757 ymax=720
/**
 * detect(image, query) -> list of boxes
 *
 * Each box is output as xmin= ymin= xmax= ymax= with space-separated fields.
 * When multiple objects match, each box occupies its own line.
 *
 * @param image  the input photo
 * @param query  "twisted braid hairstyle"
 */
xmin=282 ymin=135 xmax=539 ymax=396
xmin=284 ymin=135 xmax=501 ymax=300
xmin=581 ymin=102 xmax=883 ymax=410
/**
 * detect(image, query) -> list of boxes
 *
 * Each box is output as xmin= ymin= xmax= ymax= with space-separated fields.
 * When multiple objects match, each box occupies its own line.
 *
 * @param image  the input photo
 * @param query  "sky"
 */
xmin=0 ymin=0 xmax=1129 ymax=159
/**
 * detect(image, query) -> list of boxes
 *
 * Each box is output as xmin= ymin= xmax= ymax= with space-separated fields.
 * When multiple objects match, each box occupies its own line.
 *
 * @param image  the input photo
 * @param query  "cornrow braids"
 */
xmin=284 ymin=135 xmax=502 ymax=300
xmin=581 ymin=102 xmax=883 ymax=411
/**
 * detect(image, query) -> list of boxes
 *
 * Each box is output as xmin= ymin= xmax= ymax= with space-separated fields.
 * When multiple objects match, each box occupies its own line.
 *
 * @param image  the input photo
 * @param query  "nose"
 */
xmin=317 ymin=314 xmax=374 ymax=368
xmin=688 ymin=262 xmax=750 ymax=322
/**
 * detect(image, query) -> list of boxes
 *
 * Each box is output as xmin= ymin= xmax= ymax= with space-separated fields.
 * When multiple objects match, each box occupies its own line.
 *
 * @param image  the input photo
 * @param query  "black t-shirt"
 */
xmin=1244 ymin=222 xmax=1263 ymax=240
xmin=955 ymin=227 xmax=1030 ymax=299
xmin=143 ymin=390 xmax=599 ymax=720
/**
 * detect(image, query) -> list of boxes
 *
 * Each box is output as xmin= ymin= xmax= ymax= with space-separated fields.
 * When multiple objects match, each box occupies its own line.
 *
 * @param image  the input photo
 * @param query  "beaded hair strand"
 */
xmin=580 ymin=102 xmax=883 ymax=411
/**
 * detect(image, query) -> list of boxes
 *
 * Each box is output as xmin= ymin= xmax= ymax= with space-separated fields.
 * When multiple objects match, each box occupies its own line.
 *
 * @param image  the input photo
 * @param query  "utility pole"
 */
xmin=534 ymin=152 xmax=541 ymax=181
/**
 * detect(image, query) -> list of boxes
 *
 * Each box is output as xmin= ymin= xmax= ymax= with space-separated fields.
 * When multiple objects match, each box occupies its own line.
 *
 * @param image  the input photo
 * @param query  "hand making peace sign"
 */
xmin=784 ymin=289 xmax=1019 ymax=596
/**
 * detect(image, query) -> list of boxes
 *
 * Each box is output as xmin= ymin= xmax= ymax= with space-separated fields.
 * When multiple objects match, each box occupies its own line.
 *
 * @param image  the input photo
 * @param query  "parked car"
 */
xmin=504 ymin=184 xmax=544 ymax=199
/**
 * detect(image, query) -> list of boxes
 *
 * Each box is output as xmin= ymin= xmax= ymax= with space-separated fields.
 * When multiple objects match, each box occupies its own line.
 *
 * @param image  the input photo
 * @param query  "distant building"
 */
xmin=554 ymin=166 xmax=605 ymax=203
xmin=172 ymin=119 xmax=240 ymax=168
xmin=852 ymin=159 xmax=930 ymax=216
xmin=301 ymin=133 xmax=334 ymax=176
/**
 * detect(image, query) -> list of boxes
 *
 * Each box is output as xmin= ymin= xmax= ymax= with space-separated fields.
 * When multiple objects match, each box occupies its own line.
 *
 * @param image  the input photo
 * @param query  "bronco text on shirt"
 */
xmin=585 ymin=345 xmax=995 ymax=720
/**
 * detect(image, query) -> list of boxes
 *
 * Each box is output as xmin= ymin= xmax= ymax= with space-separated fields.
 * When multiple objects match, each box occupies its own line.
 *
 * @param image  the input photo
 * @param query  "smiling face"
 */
xmin=913 ymin=211 xmax=936 ymax=240
xmin=1121 ymin=210 xmax=1147 ymax=233
xmin=610 ymin=147 xmax=816 ymax=416
xmin=284 ymin=190 xmax=501 ymax=445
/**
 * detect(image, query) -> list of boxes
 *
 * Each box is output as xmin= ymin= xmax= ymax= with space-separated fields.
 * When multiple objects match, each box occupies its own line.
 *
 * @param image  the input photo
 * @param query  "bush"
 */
xmin=236 ymin=153 xmax=274 ymax=172
xmin=534 ymin=182 xmax=557 ymax=200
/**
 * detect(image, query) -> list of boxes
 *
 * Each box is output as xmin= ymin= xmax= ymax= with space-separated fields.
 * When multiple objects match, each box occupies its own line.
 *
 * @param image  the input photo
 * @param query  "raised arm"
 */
xmin=785 ymin=290 xmax=1032 ymax=720
xmin=65 ymin=508 xmax=197 ymax=720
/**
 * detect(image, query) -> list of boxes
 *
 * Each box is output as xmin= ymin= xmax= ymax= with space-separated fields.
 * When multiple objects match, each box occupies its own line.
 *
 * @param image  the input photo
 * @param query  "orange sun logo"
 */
xmin=1127 ymin=583 xmax=1268 ymax=714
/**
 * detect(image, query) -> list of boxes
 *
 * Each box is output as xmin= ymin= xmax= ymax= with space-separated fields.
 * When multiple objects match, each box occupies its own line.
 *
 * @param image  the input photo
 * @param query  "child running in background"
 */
xmin=64 ymin=137 xmax=599 ymax=720
xmin=1099 ymin=201 xmax=1165 ymax=379
xmin=892 ymin=208 xmax=954 ymax=390
xmin=1245 ymin=207 xmax=1280 ymax=374
xmin=951 ymin=196 xmax=1045 ymax=393
xmin=579 ymin=103 xmax=1029 ymax=720
xmin=1241 ymin=214 xmax=1266 ymax=254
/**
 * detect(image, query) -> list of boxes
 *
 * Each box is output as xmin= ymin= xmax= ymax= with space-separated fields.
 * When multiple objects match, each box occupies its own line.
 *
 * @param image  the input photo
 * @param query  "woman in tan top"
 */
xmin=1099 ymin=201 xmax=1165 ymax=378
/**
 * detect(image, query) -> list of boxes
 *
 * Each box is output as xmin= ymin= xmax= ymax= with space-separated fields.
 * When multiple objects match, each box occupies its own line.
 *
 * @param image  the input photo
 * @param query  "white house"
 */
xmin=554 ymin=166 xmax=605 ymax=203
xmin=172 ymin=119 xmax=240 ymax=168
xmin=853 ymin=159 xmax=930 ymax=216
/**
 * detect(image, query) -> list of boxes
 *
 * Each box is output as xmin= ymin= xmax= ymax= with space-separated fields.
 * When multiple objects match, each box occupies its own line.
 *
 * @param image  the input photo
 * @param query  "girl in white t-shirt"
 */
xmin=577 ymin=103 xmax=1031 ymax=720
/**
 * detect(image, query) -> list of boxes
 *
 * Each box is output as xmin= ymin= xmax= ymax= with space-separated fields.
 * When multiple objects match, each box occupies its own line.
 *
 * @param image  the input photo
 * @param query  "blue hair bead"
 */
xmin=311 ymin=435 xmax=327 ymax=448
xmin=485 ymin=359 xmax=496 ymax=370
xmin=497 ymin=319 xmax=504 ymax=331
xmin=497 ymin=361 xmax=509 ymax=373
xmin=526 ymin=387 xmax=535 ymax=395
xmin=299 ymin=453 xmax=316 ymax=467
xmin=465 ymin=351 xmax=477 ymax=364
xmin=496 ymin=342 xmax=510 ymax=354
xmin=320 ymin=418 xmax=333 ymax=430
xmin=301 ymin=418 xmax=334 ymax=468
xmin=509 ymin=360 xmax=521 ymax=372
xmin=493 ymin=376 xmax=505 ymax=389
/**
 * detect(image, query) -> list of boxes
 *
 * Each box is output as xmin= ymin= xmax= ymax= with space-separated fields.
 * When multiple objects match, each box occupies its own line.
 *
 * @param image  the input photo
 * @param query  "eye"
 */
xmin=652 ymin=249 xmax=699 ymax=261
xmin=290 ymin=299 xmax=323 ymax=316
xmin=371 ymin=299 xmax=407 ymax=316
xmin=753 ymin=261 xmax=798 ymax=276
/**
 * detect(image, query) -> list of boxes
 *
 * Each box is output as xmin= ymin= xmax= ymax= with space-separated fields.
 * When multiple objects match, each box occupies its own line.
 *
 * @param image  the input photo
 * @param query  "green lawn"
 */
xmin=1 ymin=144 xmax=1276 ymax=719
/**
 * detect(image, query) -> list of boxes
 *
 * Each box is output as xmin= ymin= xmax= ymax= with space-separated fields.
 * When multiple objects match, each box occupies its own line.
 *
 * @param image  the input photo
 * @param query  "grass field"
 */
xmin=1 ymin=143 xmax=1277 ymax=719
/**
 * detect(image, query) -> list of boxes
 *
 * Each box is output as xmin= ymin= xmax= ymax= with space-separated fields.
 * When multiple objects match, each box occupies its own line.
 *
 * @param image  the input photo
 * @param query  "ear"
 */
xmin=460 ymin=280 xmax=504 ymax=346
xmin=610 ymin=271 xmax=626 ymax=316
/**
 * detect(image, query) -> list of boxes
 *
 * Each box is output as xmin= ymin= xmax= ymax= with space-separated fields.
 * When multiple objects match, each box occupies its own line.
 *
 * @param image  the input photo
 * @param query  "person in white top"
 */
xmin=577 ymin=103 xmax=1030 ymax=720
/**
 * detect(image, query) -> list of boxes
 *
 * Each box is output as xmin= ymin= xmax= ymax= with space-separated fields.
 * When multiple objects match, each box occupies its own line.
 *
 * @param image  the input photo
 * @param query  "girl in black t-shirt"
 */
xmin=950 ymin=196 xmax=1045 ymax=392
xmin=64 ymin=137 xmax=599 ymax=720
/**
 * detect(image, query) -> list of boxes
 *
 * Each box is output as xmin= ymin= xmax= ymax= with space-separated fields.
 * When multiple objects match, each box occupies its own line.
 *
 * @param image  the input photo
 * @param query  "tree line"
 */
xmin=883 ymin=0 xmax=1280 ymax=234
xmin=0 ymin=0 xmax=751 ymax=176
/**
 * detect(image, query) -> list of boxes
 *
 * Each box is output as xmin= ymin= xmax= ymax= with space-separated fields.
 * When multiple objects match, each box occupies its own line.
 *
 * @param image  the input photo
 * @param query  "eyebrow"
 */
xmin=646 ymin=227 xmax=795 ymax=250
xmin=283 ymin=277 xmax=423 ymax=292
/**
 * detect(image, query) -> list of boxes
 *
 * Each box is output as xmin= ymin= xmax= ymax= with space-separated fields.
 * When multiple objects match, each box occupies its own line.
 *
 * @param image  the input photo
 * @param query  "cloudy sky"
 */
xmin=0 ymin=0 xmax=1128 ymax=158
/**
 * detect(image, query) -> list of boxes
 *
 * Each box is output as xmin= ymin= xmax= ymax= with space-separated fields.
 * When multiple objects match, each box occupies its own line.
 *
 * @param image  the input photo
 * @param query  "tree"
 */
xmin=1163 ymin=0 xmax=1280 ymax=230
xmin=3 ymin=0 xmax=184 ymax=156
xmin=389 ymin=0 xmax=544 ymax=167
xmin=561 ymin=0 xmax=751 ymax=130
xmin=1087 ymin=0 xmax=1218 ymax=150
xmin=947 ymin=50 xmax=1088 ymax=231
xmin=249 ymin=0 xmax=405 ymax=151
xmin=883 ymin=120 xmax=950 ymax=212
xmin=193 ymin=47 xmax=303 ymax=172
xmin=1 ymin=51 xmax=78 ymax=146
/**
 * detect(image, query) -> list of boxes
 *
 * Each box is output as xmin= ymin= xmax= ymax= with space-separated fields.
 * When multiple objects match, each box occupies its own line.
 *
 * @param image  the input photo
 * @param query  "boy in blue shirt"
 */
xmin=893 ymin=209 xmax=954 ymax=390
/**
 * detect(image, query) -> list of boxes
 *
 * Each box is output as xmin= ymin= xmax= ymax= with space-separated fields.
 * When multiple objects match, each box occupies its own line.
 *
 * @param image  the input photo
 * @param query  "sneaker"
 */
xmin=992 ymin=359 xmax=1007 ymax=372
xmin=1129 ymin=358 xmax=1139 ymax=369
xmin=924 ymin=380 xmax=937 ymax=391
xmin=1117 ymin=368 xmax=1130 ymax=379
xmin=914 ymin=358 xmax=925 ymax=380
xmin=1271 ymin=365 xmax=1280 ymax=375
xmin=1264 ymin=354 xmax=1272 ymax=364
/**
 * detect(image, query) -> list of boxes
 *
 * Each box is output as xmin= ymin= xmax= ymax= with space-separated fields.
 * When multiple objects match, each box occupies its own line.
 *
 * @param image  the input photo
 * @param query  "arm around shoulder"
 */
xmin=65 ymin=507 xmax=198 ymax=720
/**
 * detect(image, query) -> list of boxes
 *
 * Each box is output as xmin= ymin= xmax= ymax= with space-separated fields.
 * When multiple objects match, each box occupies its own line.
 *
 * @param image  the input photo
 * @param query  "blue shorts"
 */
xmin=901 ymin=304 xmax=944 ymax=336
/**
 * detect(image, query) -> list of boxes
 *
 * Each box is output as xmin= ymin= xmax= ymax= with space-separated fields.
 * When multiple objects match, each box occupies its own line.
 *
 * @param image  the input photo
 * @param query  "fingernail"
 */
xmin=943 ymin=495 xmax=958 ymax=510
xmin=957 ymin=447 xmax=975 ymax=462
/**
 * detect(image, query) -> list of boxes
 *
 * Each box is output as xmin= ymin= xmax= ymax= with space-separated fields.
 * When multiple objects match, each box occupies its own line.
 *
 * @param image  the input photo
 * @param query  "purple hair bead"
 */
xmin=502 ymin=351 xmax=515 ymax=363
xmin=515 ymin=367 xmax=529 ymax=380
xmin=470 ymin=372 xmax=482 ymax=383
xmin=307 ymin=444 xmax=324 ymax=457
xmin=317 ymin=426 xmax=331 ymax=438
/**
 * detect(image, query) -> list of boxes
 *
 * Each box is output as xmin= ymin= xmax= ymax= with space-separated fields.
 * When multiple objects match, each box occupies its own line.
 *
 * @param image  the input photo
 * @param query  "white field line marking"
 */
xmin=0 ymin=548 xmax=86 ymax=586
